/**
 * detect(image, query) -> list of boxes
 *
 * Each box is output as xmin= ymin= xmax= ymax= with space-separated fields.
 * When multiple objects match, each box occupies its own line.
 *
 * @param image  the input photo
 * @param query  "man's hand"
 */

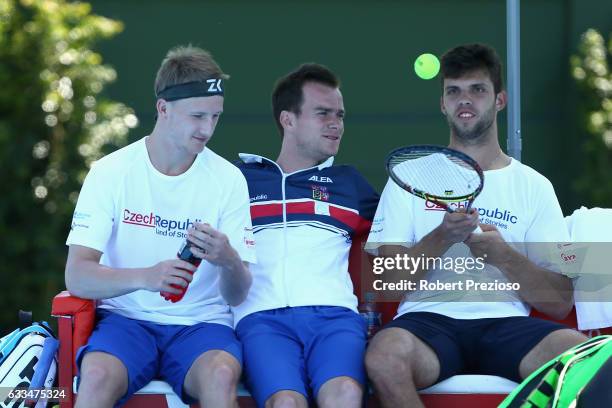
xmin=465 ymin=223 xmax=574 ymax=318
xmin=438 ymin=208 xmax=480 ymax=244
xmin=144 ymin=259 xmax=197 ymax=294
xmin=465 ymin=223 xmax=513 ymax=267
xmin=187 ymin=222 xmax=241 ymax=267
xmin=185 ymin=222 xmax=251 ymax=306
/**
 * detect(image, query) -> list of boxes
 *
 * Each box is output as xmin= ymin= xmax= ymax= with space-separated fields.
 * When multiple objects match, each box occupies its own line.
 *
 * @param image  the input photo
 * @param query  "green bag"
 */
xmin=499 ymin=335 xmax=612 ymax=408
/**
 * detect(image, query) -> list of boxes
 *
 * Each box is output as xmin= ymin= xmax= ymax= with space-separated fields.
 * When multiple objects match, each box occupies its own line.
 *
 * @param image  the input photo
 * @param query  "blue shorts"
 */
xmin=236 ymin=306 xmax=367 ymax=408
xmin=385 ymin=311 xmax=568 ymax=383
xmin=76 ymin=310 xmax=242 ymax=406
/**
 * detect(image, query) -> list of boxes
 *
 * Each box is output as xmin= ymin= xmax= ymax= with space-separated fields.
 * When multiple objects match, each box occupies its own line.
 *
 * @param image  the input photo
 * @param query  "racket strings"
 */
xmin=390 ymin=152 xmax=481 ymax=199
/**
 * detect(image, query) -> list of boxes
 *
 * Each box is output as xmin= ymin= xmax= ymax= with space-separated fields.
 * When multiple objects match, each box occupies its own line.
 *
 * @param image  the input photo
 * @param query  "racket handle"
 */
xmin=466 ymin=203 xmax=481 ymax=234
xmin=445 ymin=206 xmax=481 ymax=233
xmin=25 ymin=337 xmax=59 ymax=407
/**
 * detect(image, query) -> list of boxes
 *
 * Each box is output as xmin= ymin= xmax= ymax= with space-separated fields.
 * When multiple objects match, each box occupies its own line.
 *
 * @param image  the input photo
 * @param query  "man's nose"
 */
xmin=200 ymin=118 xmax=214 ymax=135
xmin=327 ymin=117 xmax=342 ymax=130
xmin=457 ymin=91 xmax=473 ymax=105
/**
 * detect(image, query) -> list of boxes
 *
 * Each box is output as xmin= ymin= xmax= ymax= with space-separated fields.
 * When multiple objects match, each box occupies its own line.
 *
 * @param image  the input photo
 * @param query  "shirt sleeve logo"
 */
xmin=243 ymin=227 xmax=256 ymax=248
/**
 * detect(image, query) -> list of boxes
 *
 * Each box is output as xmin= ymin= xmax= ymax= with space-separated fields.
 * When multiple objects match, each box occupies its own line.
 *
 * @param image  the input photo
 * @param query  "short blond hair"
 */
xmin=154 ymin=45 xmax=229 ymax=96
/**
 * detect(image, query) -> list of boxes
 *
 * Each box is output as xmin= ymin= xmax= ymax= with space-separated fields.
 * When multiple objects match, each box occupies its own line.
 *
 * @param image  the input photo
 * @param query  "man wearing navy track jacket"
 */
xmin=234 ymin=63 xmax=379 ymax=408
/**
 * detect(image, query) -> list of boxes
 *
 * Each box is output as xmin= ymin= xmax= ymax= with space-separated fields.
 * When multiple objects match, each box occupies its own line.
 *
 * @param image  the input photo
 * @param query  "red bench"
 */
xmin=52 ymin=290 xmax=611 ymax=408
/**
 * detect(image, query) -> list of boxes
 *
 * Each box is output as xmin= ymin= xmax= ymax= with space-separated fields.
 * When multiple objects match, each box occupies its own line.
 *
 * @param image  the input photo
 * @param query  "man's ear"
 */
xmin=156 ymin=99 xmax=168 ymax=118
xmin=280 ymin=110 xmax=294 ymax=132
xmin=440 ymin=96 xmax=447 ymax=116
xmin=495 ymin=91 xmax=507 ymax=111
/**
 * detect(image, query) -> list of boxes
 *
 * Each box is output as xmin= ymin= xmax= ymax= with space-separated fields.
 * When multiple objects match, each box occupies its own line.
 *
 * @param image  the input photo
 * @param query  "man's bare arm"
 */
xmin=65 ymin=245 xmax=196 ymax=300
xmin=466 ymin=225 xmax=574 ymax=319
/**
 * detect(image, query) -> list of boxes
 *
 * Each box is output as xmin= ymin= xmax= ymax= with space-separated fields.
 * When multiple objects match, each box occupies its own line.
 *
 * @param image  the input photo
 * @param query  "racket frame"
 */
xmin=385 ymin=144 xmax=485 ymax=212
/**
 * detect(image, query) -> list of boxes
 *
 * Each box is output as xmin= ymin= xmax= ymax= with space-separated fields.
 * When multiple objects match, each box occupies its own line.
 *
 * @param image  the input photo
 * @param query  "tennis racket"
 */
xmin=385 ymin=145 xmax=484 ymax=233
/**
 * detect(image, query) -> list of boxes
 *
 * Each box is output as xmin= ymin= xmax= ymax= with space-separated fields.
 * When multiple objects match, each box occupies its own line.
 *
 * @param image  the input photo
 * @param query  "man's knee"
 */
xmin=266 ymin=390 xmax=307 ymax=408
xmin=332 ymin=376 xmax=362 ymax=398
xmin=211 ymin=360 xmax=240 ymax=387
xmin=318 ymin=376 xmax=362 ymax=405
xmin=366 ymin=328 xmax=439 ymax=389
xmin=366 ymin=328 xmax=417 ymax=379
xmin=188 ymin=350 xmax=241 ymax=394
xmin=79 ymin=352 xmax=128 ymax=399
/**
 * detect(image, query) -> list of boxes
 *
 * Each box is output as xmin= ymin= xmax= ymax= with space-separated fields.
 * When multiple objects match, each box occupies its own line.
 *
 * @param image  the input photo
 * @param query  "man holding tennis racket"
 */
xmin=364 ymin=43 xmax=586 ymax=407
xmin=234 ymin=64 xmax=379 ymax=408
xmin=65 ymin=45 xmax=256 ymax=408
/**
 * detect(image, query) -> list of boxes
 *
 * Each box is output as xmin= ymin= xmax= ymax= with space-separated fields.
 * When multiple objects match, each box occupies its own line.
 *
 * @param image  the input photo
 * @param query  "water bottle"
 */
xmin=359 ymin=292 xmax=382 ymax=340
xmin=160 ymin=239 xmax=202 ymax=302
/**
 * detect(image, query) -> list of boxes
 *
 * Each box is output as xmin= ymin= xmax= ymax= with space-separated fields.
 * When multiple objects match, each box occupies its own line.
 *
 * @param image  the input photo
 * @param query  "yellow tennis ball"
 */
xmin=414 ymin=53 xmax=440 ymax=80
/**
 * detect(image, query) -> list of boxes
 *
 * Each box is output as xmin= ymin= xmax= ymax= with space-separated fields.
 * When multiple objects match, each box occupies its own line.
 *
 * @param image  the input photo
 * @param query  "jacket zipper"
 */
xmin=256 ymin=156 xmax=331 ymax=308
xmin=281 ymin=172 xmax=290 ymax=307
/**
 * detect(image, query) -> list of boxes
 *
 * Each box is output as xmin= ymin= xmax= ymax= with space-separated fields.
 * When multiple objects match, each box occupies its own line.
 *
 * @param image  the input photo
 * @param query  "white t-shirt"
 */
xmin=66 ymin=137 xmax=256 ymax=326
xmin=367 ymin=158 xmax=569 ymax=319
xmin=568 ymin=207 xmax=612 ymax=330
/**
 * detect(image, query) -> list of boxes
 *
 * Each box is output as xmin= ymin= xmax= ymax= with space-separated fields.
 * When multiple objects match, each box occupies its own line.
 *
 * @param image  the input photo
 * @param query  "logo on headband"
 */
xmin=206 ymin=79 xmax=223 ymax=93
